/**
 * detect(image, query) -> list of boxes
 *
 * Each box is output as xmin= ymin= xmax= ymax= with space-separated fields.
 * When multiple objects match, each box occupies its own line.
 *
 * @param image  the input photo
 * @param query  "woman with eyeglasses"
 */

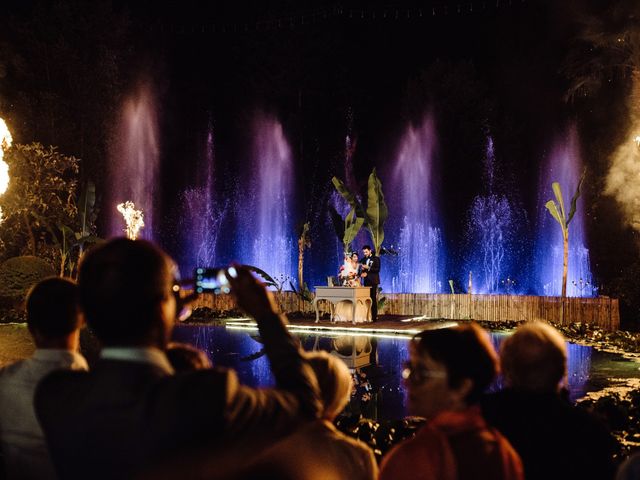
xmin=379 ymin=323 xmax=524 ymax=480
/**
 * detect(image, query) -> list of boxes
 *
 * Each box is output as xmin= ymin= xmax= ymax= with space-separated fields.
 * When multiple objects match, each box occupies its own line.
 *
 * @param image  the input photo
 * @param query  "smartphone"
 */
xmin=194 ymin=267 xmax=231 ymax=294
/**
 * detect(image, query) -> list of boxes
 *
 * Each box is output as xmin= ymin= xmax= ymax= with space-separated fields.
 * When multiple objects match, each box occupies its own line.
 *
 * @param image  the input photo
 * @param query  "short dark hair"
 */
xmin=362 ymin=245 xmax=372 ymax=251
xmin=78 ymin=238 xmax=175 ymax=346
xmin=413 ymin=323 xmax=498 ymax=405
xmin=26 ymin=277 xmax=81 ymax=338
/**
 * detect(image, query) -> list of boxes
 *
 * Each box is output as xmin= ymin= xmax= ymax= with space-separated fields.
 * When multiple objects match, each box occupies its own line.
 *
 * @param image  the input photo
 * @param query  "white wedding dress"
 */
xmin=334 ymin=260 xmax=370 ymax=323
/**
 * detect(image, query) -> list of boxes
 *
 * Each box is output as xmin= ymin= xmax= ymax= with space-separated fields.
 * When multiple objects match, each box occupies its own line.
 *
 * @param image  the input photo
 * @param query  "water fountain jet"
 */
xmin=238 ymin=113 xmax=295 ymax=286
xmin=536 ymin=126 xmax=595 ymax=297
xmin=386 ymin=115 xmax=444 ymax=293
xmin=108 ymin=82 xmax=159 ymax=240
xmin=465 ymin=137 xmax=518 ymax=294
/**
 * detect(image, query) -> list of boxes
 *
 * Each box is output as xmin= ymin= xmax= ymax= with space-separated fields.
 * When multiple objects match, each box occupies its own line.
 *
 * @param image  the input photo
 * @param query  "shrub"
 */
xmin=0 ymin=256 xmax=55 ymax=306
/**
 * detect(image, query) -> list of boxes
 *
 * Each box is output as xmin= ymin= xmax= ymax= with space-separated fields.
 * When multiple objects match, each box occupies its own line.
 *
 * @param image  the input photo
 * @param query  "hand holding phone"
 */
xmin=194 ymin=267 xmax=231 ymax=294
xmin=223 ymin=264 xmax=279 ymax=318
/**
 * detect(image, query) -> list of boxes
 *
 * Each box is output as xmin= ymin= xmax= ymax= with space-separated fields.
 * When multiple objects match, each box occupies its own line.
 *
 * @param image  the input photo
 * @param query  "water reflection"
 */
xmin=567 ymin=342 xmax=592 ymax=399
xmin=301 ymin=335 xmax=407 ymax=420
xmin=172 ymin=325 xmax=632 ymax=421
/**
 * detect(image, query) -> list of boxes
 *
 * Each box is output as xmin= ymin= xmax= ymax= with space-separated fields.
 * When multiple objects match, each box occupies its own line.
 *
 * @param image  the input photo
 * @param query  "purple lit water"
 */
xmin=157 ymin=113 xmax=596 ymax=298
xmin=536 ymin=127 xmax=595 ymax=297
xmin=173 ymin=325 xmax=636 ymax=421
xmin=107 ymin=82 xmax=159 ymax=239
xmin=465 ymin=137 xmax=518 ymax=294
xmin=385 ymin=115 xmax=445 ymax=293
xmin=238 ymin=114 xmax=295 ymax=286
xmin=178 ymin=120 xmax=225 ymax=274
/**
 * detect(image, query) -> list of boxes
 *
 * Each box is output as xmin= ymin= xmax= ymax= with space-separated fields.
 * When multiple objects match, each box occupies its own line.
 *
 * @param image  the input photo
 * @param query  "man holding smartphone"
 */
xmin=35 ymin=238 xmax=321 ymax=479
xmin=360 ymin=245 xmax=381 ymax=322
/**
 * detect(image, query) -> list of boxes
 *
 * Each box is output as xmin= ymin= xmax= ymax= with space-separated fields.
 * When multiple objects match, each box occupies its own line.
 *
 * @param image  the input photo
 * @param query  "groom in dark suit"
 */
xmin=35 ymin=238 xmax=321 ymax=480
xmin=360 ymin=245 xmax=381 ymax=322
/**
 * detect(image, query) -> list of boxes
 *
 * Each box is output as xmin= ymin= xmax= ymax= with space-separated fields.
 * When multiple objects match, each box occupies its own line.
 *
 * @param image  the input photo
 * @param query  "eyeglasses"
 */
xmin=172 ymin=282 xmax=193 ymax=322
xmin=402 ymin=361 xmax=447 ymax=384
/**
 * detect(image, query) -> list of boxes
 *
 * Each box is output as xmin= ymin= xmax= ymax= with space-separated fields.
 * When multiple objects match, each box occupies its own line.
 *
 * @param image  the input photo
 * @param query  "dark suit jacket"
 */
xmin=481 ymin=389 xmax=616 ymax=480
xmin=35 ymin=314 xmax=321 ymax=480
xmin=361 ymin=255 xmax=380 ymax=286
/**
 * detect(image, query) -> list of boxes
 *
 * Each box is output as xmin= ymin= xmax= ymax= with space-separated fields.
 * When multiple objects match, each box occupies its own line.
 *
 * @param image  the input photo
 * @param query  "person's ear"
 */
xmin=452 ymin=378 xmax=473 ymax=405
xmin=158 ymin=295 xmax=177 ymax=328
xmin=29 ymin=326 xmax=43 ymax=344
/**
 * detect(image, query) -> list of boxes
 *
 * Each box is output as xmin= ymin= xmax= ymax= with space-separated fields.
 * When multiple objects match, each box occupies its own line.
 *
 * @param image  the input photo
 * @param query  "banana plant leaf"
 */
xmin=78 ymin=181 xmax=96 ymax=236
xmin=244 ymin=265 xmax=278 ymax=288
xmin=328 ymin=205 xmax=345 ymax=243
xmin=344 ymin=208 xmax=365 ymax=250
xmin=366 ymin=168 xmax=388 ymax=255
xmin=74 ymin=234 xmax=103 ymax=245
xmin=289 ymin=280 xmax=313 ymax=302
xmin=552 ymin=182 xmax=566 ymax=223
xmin=567 ymin=169 xmax=586 ymax=226
xmin=332 ymin=176 xmax=367 ymax=220
xmin=545 ymin=200 xmax=566 ymax=230
xmin=58 ymin=224 xmax=76 ymax=243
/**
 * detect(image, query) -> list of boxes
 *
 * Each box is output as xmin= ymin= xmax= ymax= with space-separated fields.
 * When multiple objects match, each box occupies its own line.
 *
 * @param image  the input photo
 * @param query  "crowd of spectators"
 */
xmin=0 ymin=237 xmax=623 ymax=479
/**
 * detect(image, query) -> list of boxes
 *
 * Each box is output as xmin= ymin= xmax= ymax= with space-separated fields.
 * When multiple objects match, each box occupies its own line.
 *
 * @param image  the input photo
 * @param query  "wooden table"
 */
xmin=313 ymin=286 xmax=372 ymax=324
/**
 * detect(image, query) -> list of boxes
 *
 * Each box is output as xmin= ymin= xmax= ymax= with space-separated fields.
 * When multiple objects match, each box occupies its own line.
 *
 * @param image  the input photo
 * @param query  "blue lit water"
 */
xmin=172 ymin=325 xmax=640 ymax=421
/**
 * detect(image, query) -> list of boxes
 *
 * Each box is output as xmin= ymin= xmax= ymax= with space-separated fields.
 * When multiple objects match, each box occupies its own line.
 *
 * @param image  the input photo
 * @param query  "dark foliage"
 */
xmin=336 ymin=415 xmax=425 ymax=462
xmin=578 ymin=389 xmax=640 ymax=462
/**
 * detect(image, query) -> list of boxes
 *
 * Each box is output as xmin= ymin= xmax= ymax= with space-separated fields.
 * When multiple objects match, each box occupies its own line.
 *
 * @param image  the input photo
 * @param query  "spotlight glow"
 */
xmin=0 ymin=118 xmax=13 ymax=223
xmin=116 ymin=201 xmax=145 ymax=240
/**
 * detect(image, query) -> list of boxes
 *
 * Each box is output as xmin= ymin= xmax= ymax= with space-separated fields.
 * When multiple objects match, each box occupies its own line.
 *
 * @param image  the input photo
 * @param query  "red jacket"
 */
xmin=380 ymin=407 xmax=524 ymax=480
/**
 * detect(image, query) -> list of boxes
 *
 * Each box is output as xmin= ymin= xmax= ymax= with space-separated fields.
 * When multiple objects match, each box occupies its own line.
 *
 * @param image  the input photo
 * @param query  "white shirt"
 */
xmin=0 ymin=349 xmax=88 ymax=480
xmin=100 ymin=347 xmax=174 ymax=374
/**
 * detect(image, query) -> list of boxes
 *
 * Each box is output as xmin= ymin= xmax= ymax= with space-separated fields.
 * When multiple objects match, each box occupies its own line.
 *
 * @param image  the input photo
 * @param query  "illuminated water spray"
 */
xmin=466 ymin=137 xmax=516 ymax=293
xmin=0 ymin=118 xmax=13 ymax=222
xmin=238 ymin=114 xmax=295 ymax=286
xmin=386 ymin=115 xmax=444 ymax=293
xmin=108 ymin=83 xmax=158 ymax=239
xmin=179 ymin=120 xmax=225 ymax=273
xmin=536 ymin=126 xmax=594 ymax=297
xmin=116 ymin=201 xmax=144 ymax=240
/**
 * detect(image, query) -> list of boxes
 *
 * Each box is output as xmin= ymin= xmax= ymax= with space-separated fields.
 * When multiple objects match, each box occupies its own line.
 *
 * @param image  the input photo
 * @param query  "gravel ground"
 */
xmin=0 ymin=324 xmax=34 ymax=367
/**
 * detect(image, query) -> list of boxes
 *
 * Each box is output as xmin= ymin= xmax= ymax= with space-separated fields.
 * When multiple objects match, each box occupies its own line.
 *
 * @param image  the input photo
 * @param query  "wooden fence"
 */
xmin=193 ymin=292 xmax=620 ymax=331
xmin=383 ymin=293 xmax=619 ymax=331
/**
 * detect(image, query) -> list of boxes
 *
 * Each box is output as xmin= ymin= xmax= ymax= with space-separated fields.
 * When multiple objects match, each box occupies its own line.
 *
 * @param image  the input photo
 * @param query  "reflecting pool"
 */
xmin=172 ymin=325 xmax=640 ymax=421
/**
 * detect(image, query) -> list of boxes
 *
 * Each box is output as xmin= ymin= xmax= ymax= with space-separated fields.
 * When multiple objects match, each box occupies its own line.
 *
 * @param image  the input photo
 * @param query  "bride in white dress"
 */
xmin=339 ymin=252 xmax=361 ymax=287
xmin=334 ymin=252 xmax=370 ymax=322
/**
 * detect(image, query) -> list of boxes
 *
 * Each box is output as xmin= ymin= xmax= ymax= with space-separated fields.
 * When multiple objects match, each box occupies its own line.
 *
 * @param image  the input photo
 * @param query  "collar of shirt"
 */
xmin=32 ymin=349 xmax=89 ymax=370
xmin=100 ymin=347 xmax=174 ymax=374
xmin=430 ymin=406 xmax=487 ymax=436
